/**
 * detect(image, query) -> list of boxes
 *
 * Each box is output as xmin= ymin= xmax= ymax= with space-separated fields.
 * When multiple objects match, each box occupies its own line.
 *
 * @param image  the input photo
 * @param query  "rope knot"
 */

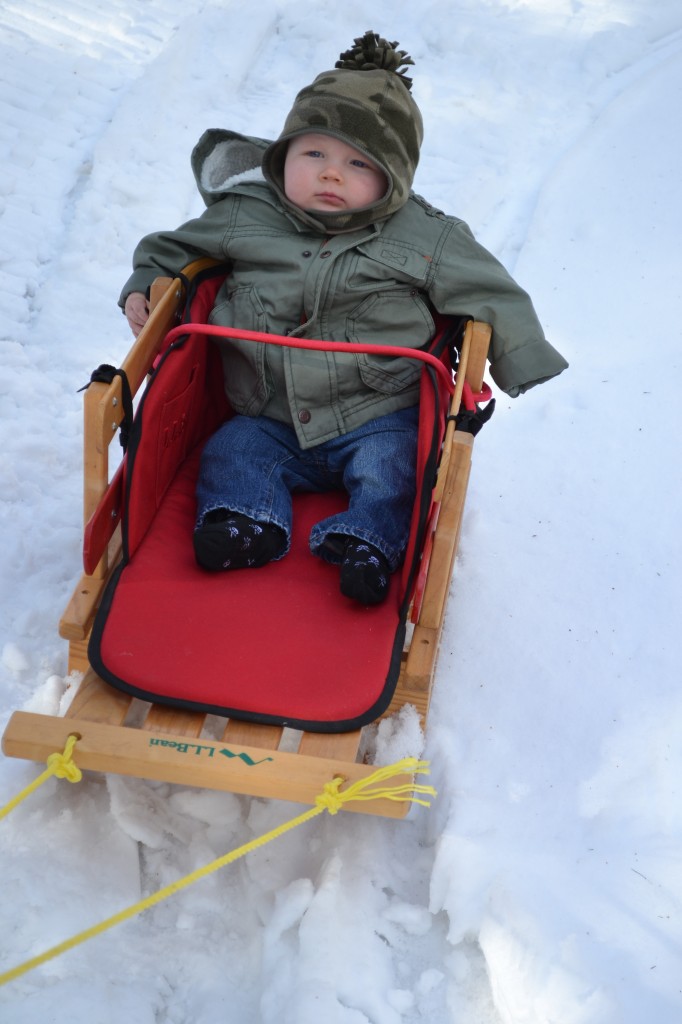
xmin=315 ymin=778 xmax=345 ymax=815
xmin=315 ymin=758 xmax=437 ymax=816
xmin=46 ymin=735 xmax=82 ymax=784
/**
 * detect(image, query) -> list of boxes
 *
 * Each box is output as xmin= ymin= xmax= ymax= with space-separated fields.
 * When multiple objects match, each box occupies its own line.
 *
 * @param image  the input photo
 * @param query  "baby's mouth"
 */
xmin=315 ymin=192 xmax=345 ymax=207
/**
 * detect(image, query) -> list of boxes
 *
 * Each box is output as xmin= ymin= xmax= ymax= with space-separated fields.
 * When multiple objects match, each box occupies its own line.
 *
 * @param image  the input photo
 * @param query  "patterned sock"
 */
xmin=339 ymin=539 xmax=391 ymax=606
xmin=193 ymin=510 xmax=286 ymax=571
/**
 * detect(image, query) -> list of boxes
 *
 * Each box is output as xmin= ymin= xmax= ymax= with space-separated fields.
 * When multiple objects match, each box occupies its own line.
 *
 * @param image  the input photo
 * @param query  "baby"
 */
xmin=120 ymin=31 xmax=567 ymax=604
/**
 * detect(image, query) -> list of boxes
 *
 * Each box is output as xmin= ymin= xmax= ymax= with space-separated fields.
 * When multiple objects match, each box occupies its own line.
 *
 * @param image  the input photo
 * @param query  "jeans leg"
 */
xmin=197 ymin=410 xmax=419 ymax=572
xmin=195 ymin=416 xmax=302 ymax=543
xmin=309 ymin=407 xmax=419 ymax=571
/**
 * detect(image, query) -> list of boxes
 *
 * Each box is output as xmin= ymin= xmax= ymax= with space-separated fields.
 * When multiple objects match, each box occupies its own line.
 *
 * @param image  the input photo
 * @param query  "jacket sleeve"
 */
xmin=428 ymin=218 xmax=568 ymax=396
xmin=118 ymin=199 xmax=234 ymax=308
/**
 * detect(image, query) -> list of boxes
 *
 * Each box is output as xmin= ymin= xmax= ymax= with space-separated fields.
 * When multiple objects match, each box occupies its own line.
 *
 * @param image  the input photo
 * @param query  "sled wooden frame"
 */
xmin=2 ymin=260 xmax=490 ymax=819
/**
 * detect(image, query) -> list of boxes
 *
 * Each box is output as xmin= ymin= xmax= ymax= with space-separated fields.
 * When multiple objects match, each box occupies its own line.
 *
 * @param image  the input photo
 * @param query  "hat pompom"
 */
xmin=335 ymin=30 xmax=415 ymax=91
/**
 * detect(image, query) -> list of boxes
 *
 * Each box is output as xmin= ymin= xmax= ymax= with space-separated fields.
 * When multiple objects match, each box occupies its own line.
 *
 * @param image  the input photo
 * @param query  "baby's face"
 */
xmin=283 ymin=133 xmax=387 ymax=213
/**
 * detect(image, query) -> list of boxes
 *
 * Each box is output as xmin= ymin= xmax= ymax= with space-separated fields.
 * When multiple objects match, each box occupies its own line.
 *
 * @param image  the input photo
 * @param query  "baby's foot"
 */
xmin=339 ymin=539 xmax=391 ymax=606
xmin=193 ymin=511 xmax=286 ymax=571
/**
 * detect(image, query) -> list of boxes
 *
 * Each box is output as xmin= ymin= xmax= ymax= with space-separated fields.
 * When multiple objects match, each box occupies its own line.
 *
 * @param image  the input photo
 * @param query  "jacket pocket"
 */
xmin=346 ymin=243 xmax=431 ymax=290
xmin=346 ymin=290 xmax=434 ymax=394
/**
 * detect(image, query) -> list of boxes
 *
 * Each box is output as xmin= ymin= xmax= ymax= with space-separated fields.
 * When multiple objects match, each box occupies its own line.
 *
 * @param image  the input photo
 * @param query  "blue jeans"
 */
xmin=195 ymin=408 xmax=419 ymax=571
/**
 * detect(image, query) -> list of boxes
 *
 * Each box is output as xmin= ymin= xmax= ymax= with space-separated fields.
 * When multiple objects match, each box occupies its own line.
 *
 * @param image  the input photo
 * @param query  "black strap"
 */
xmin=181 ymin=262 xmax=232 ymax=323
xmin=448 ymin=397 xmax=496 ymax=436
xmin=426 ymin=315 xmax=466 ymax=370
xmin=79 ymin=365 xmax=134 ymax=451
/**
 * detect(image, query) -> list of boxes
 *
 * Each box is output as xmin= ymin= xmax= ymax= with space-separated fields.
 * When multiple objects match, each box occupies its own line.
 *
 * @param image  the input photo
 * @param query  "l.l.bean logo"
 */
xmin=149 ymin=736 xmax=274 ymax=766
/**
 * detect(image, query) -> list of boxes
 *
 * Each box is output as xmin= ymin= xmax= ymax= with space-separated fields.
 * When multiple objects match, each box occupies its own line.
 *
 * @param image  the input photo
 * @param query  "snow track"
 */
xmin=0 ymin=0 xmax=183 ymax=332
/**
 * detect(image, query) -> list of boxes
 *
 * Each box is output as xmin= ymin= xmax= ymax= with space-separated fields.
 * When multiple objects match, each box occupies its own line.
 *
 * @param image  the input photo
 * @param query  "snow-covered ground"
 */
xmin=1 ymin=2 xmax=681 ymax=1021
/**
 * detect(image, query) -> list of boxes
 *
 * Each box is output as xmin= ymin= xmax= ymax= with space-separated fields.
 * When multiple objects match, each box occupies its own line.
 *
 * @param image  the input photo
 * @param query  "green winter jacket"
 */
xmin=120 ymin=130 xmax=568 ymax=448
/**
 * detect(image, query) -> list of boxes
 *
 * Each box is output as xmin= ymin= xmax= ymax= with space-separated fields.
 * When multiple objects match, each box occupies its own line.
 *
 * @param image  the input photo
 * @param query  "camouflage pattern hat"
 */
xmin=262 ymin=31 xmax=423 ymax=233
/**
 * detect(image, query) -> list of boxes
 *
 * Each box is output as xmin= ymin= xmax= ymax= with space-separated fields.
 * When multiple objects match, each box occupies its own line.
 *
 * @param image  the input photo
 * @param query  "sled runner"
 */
xmin=2 ymin=260 xmax=491 ymax=818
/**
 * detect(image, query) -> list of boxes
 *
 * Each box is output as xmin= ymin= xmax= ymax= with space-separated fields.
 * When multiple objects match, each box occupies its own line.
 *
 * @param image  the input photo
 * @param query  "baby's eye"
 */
xmin=350 ymin=159 xmax=371 ymax=168
xmin=304 ymin=150 xmax=323 ymax=158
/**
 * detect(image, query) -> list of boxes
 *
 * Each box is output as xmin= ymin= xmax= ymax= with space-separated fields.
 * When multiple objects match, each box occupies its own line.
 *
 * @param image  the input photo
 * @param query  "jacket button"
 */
xmin=298 ymin=409 xmax=311 ymax=424
xmin=302 ymin=250 xmax=312 ymax=258
xmin=320 ymin=250 xmax=332 ymax=258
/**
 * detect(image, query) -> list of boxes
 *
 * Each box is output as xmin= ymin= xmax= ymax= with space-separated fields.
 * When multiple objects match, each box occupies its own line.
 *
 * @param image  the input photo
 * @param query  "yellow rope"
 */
xmin=0 ymin=734 xmax=82 ymax=822
xmin=0 ymin=755 xmax=435 ymax=987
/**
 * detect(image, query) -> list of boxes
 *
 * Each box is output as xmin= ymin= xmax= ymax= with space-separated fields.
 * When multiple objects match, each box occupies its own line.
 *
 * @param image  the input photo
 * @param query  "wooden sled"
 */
xmin=2 ymin=260 xmax=491 ymax=818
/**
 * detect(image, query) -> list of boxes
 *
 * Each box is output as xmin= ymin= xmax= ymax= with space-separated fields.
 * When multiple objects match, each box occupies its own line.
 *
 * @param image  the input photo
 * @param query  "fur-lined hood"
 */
xmin=191 ymin=129 xmax=270 ymax=207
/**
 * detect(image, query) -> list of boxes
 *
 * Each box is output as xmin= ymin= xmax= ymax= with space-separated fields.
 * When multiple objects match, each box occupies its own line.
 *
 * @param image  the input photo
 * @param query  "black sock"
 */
xmin=339 ymin=539 xmax=391 ymax=606
xmin=193 ymin=511 xmax=286 ymax=571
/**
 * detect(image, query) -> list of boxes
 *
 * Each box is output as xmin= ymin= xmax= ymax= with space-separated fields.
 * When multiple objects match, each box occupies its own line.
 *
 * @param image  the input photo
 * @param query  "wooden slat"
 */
xmin=59 ymin=536 xmax=121 ymax=642
xmin=66 ymin=637 xmax=90 ymax=675
xmin=1 ymin=712 xmax=411 ymax=818
xmin=116 ymin=258 xmax=220 ymax=399
xmin=400 ymin=624 xmax=440 ymax=692
xmin=148 ymin=276 xmax=173 ymax=314
xmin=119 ymin=277 xmax=182 ymax=396
xmin=382 ymin=650 xmax=432 ymax=721
xmin=59 ymin=573 xmax=107 ymax=642
xmin=141 ymin=705 xmax=206 ymax=737
xmin=466 ymin=322 xmax=491 ymax=391
xmin=433 ymin=321 xmax=490 ymax=504
xmin=82 ymin=464 xmax=124 ymax=576
xmin=433 ymin=320 xmax=473 ymax=503
xmin=297 ymin=729 xmax=362 ymax=762
xmin=222 ymin=719 xmax=284 ymax=750
xmin=83 ymin=380 xmax=113 ymax=578
xmin=418 ymin=434 xmax=473 ymax=631
xmin=64 ymin=668 xmax=132 ymax=726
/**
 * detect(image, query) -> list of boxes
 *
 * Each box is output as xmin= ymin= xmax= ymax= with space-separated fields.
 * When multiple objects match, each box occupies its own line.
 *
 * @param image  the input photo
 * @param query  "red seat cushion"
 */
xmin=91 ymin=447 xmax=405 ymax=731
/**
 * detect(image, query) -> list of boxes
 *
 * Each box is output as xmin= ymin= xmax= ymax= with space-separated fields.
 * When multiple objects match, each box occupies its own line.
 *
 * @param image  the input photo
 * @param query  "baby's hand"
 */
xmin=124 ymin=292 xmax=149 ymax=337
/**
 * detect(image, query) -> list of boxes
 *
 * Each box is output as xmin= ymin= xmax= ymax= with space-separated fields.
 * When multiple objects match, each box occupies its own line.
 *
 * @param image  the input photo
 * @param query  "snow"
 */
xmin=1 ymin=1 xmax=680 ymax=1020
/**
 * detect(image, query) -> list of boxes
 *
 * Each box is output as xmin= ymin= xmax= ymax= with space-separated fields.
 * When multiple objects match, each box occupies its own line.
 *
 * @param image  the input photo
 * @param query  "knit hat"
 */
xmin=262 ymin=31 xmax=423 ymax=233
